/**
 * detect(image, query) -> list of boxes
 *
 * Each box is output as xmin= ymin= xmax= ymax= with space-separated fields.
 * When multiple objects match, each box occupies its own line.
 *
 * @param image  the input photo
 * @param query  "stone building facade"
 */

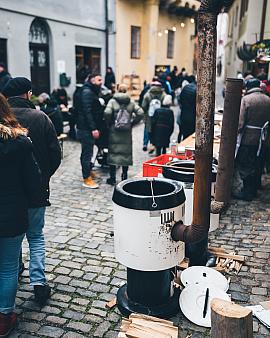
xmin=0 ymin=0 xmax=115 ymax=96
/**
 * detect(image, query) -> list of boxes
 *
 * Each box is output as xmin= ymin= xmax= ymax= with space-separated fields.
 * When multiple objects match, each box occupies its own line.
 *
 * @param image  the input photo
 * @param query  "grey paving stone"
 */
xmin=62 ymin=310 xmax=84 ymax=321
xmin=38 ymin=325 xmax=65 ymax=337
xmin=66 ymin=321 xmax=92 ymax=333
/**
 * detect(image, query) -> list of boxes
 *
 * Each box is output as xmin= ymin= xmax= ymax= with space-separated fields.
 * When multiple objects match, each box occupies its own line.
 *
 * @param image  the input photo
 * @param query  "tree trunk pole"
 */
xmin=211 ymin=299 xmax=253 ymax=338
xmin=192 ymin=10 xmax=217 ymax=231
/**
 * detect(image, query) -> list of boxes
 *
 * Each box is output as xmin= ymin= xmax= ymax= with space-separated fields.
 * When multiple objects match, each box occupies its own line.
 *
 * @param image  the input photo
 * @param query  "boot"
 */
xmin=0 ymin=312 xmax=17 ymax=337
xmin=34 ymin=284 xmax=51 ymax=307
xmin=121 ymin=166 xmax=128 ymax=181
xmin=107 ymin=166 xmax=116 ymax=185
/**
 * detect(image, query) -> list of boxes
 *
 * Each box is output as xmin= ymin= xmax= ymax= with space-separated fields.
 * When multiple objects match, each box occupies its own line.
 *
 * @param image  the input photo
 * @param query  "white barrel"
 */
xmin=112 ymin=178 xmax=186 ymax=271
xmin=162 ymin=161 xmax=219 ymax=232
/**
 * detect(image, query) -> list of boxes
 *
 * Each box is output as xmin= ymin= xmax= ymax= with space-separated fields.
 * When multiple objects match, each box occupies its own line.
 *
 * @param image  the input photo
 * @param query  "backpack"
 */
xmin=114 ymin=105 xmax=132 ymax=131
xmin=148 ymin=98 xmax=161 ymax=117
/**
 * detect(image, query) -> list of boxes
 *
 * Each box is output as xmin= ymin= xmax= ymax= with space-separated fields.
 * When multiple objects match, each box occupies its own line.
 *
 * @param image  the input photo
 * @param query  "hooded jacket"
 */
xmin=8 ymin=97 xmax=61 ymax=207
xmin=0 ymin=124 xmax=42 ymax=237
xmin=104 ymin=93 xmax=143 ymax=166
xmin=142 ymin=86 xmax=165 ymax=133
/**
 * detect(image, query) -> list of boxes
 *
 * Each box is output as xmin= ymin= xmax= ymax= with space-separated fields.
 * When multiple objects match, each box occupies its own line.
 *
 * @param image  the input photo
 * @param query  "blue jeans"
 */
xmin=24 ymin=207 xmax=47 ymax=286
xmin=77 ymin=129 xmax=95 ymax=179
xmin=143 ymin=126 xmax=149 ymax=147
xmin=0 ymin=234 xmax=24 ymax=314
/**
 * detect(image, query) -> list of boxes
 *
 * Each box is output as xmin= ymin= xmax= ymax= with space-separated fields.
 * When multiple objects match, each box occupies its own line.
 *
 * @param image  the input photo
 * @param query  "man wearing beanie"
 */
xmin=234 ymin=78 xmax=270 ymax=201
xmin=2 ymin=77 xmax=61 ymax=306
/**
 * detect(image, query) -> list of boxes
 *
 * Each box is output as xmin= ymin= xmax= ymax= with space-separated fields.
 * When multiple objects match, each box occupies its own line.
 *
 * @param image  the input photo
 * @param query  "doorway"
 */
xmin=29 ymin=18 xmax=50 ymax=95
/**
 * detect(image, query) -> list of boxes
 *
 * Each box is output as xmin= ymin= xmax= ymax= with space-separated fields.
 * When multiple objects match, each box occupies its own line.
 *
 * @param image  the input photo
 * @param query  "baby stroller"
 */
xmin=95 ymin=121 xmax=109 ymax=167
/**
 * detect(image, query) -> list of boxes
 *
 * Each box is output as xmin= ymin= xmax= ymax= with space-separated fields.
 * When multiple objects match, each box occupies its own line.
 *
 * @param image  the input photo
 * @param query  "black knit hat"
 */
xmin=2 ymin=77 xmax=32 ymax=98
xmin=246 ymin=78 xmax=260 ymax=90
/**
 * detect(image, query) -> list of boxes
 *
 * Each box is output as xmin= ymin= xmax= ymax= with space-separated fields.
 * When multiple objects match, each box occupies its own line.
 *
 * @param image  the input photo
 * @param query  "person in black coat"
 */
xmin=104 ymin=67 xmax=116 ymax=90
xmin=0 ymin=63 xmax=11 ymax=93
xmin=0 ymin=94 xmax=41 ymax=336
xmin=2 ymin=77 xmax=61 ymax=306
xmin=38 ymin=93 xmax=63 ymax=136
xmin=76 ymin=73 xmax=103 ymax=189
xmin=152 ymin=94 xmax=174 ymax=156
xmin=178 ymin=75 xmax=197 ymax=140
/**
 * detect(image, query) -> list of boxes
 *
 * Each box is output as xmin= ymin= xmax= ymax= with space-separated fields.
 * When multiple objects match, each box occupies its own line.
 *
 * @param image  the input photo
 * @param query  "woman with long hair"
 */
xmin=0 ymin=94 xmax=41 ymax=337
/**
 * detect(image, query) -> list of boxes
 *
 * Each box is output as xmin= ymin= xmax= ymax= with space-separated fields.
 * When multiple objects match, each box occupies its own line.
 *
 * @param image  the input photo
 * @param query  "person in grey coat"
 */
xmin=234 ymin=78 xmax=270 ymax=201
xmin=104 ymin=84 xmax=144 ymax=185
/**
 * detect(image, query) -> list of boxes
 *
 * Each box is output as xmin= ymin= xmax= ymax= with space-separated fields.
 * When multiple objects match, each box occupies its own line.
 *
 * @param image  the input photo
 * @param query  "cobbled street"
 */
xmin=12 ymin=119 xmax=270 ymax=338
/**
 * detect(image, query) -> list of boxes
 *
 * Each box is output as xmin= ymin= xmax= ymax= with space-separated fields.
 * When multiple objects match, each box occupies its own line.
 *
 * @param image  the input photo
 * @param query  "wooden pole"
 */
xmin=211 ymin=299 xmax=253 ymax=338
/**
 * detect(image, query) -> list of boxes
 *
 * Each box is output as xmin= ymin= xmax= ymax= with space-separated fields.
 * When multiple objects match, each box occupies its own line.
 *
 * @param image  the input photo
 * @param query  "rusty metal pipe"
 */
xmin=171 ymin=0 xmax=233 ymax=243
xmin=212 ymin=78 xmax=243 ymax=211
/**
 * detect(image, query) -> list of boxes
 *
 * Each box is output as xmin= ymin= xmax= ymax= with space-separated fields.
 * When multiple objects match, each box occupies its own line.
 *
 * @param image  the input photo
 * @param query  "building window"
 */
xmin=0 ymin=39 xmax=7 ymax=68
xmin=75 ymin=46 xmax=101 ymax=84
xmin=167 ymin=30 xmax=175 ymax=59
xmin=131 ymin=26 xmax=141 ymax=59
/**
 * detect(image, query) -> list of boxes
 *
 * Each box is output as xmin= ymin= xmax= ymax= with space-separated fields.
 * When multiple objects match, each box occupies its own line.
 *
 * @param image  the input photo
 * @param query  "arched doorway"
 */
xmin=29 ymin=18 xmax=50 ymax=95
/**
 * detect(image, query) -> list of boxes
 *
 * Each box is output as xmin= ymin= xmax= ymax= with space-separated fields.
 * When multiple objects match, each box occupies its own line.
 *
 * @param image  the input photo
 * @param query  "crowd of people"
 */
xmin=0 ymin=61 xmax=270 ymax=336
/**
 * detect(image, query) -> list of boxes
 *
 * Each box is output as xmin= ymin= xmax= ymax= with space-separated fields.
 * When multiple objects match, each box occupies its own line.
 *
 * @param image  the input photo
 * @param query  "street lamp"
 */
xmin=172 ymin=26 xmax=176 ymax=32
xmin=181 ymin=22 xmax=185 ymax=28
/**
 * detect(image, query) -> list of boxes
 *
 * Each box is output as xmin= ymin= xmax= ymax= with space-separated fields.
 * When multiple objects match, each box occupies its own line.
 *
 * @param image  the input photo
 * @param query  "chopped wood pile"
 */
xmin=118 ymin=313 xmax=178 ymax=338
xmin=208 ymin=247 xmax=245 ymax=274
xmin=177 ymin=247 xmax=245 ymax=275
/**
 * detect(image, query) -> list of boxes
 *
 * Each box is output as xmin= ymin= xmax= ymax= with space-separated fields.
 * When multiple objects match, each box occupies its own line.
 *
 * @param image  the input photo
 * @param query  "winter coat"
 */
xmin=40 ymin=100 xmax=63 ymax=136
xmin=238 ymin=88 xmax=270 ymax=146
xmin=77 ymin=82 xmax=104 ymax=131
xmin=105 ymin=72 xmax=116 ymax=90
xmin=0 ymin=124 xmax=42 ymax=237
xmin=0 ymin=71 xmax=11 ymax=93
xmin=8 ymin=97 xmax=61 ymax=207
xmin=179 ymin=82 xmax=196 ymax=123
xmin=152 ymin=107 xmax=174 ymax=148
xmin=142 ymin=86 xmax=166 ymax=133
xmin=104 ymin=93 xmax=144 ymax=166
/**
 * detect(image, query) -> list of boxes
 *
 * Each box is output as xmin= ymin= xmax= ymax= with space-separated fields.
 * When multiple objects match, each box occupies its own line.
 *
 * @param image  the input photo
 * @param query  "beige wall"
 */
xmin=116 ymin=0 xmax=197 ymax=87
xmin=265 ymin=0 xmax=270 ymax=40
xmin=116 ymin=0 xmax=145 ymax=84
xmin=225 ymin=0 xmax=264 ymax=78
xmin=156 ymin=11 xmax=195 ymax=74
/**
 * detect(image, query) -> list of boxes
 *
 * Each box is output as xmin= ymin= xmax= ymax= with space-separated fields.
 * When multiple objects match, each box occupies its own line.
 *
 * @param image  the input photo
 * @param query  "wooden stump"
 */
xmin=211 ymin=298 xmax=253 ymax=338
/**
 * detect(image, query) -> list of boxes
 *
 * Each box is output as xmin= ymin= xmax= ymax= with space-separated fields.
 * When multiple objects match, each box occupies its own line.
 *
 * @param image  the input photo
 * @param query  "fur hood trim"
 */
xmin=0 ymin=123 xmax=27 ymax=140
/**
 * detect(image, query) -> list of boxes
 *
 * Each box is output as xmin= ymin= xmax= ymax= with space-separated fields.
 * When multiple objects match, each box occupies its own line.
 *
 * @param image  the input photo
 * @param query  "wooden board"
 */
xmin=118 ymin=313 xmax=178 ymax=338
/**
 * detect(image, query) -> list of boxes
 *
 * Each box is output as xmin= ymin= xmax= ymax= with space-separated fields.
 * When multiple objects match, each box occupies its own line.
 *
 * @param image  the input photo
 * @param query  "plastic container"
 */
xmin=143 ymin=154 xmax=186 ymax=178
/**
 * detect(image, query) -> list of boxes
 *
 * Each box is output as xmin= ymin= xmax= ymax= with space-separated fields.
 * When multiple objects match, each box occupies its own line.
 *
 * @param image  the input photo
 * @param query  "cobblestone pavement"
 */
xmin=12 ymin=119 xmax=270 ymax=338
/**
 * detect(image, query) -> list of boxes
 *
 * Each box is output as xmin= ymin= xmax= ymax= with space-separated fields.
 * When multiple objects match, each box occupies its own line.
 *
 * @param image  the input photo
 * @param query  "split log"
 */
xmin=211 ymin=299 xmax=253 ymax=338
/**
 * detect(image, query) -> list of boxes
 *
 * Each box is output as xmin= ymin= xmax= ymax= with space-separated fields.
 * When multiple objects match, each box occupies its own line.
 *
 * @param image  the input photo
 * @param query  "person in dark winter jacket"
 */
xmin=51 ymin=88 xmax=76 ymax=139
xmin=104 ymin=84 xmax=144 ymax=185
xmin=142 ymin=81 xmax=166 ymax=153
xmin=152 ymin=95 xmax=174 ymax=156
xmin=104 ymin=67 xmax=116 ymax=90
xmin=2 ymin=77 xmax=61 ymax=307
xmin=0 ymin=94 xmax=42 ymax=337
xmin=76 ymin=73 xmax=103 ymax=189
xmin=0 ymin=63 xmax=11 ymax=93
xmin=38 ymin=93 xmax=63 ymax=136
xmin=178 ymin=75 xmax=197 ymax=140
